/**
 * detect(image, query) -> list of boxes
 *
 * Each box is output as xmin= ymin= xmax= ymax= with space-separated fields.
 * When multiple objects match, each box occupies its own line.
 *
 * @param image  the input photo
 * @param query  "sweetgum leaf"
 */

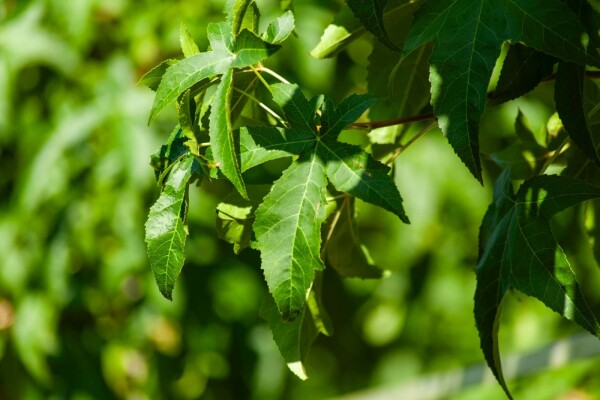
xmin=320 ymin=93 xmax=374 ymax=138
xmin=489 ymin=44 xmax=555 ymax=106
xmin=475 ymin=170 xmax=600 ymax=398
xmin=149 ymin=25 xmax=278 ymax=124
xmin=138 ymin=59 xmax=176 ymax=91
xmin=319 ymin=140 xmax=409 ymax=223
xmin=403 ymin=0 xmax=600 ymax=182
xmin=554 ymin=0 xmax=600 ymax=166
xmin=180 ymin=23 xmax=200 ymax=57
xmin=264 ymin=10 xmax=295 ymax=44
xmin=347 ymin=0 xmax=398 ymax=50
xmin=253 ymin=151 xmax=328 ymax=321
xmin=248 ymin=84 xmax=407 ymax=323
xmin=231 ymin=29 xmax=280 ymax=68
xmin=240 ymin=126 xmax=314 ymax=171
xmin=149 ymin=51 xmax=232 ymax=123
xmin=271 ymin=83 xmax=319 ymax=133
xmin=145 ymin=155 xmax=196 ymax=300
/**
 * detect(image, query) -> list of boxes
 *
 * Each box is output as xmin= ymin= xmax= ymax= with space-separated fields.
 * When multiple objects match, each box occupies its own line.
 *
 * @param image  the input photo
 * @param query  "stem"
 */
xmin=259 ymin=66 xmax=291 ymax=84
xmin=232 ymin=86 xmax=286 ymax=125
xmin=538 ymin=136 xmax=570 ymax=175
xmin=350 ymin=70 xmax=600 ymax=131
xmin=250 ymin=65 xmax=273 ymax=93
xmin=386 ymin=121 xmax=437 ymax=165
xmin=320 ymin=196 xmax=348 ymax=258
xmin=352 ymin=112 xmax=436 ymax=130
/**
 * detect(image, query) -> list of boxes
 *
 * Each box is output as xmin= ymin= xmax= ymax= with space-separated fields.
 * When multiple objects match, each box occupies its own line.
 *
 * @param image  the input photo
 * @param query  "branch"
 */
xmin=350 ymin=70 xmax=600 ymax=131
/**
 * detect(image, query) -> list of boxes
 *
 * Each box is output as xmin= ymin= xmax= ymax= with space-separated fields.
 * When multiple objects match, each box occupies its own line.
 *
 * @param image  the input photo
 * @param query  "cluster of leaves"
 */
xmin=144 ymin=0 xmax=600 ymax=397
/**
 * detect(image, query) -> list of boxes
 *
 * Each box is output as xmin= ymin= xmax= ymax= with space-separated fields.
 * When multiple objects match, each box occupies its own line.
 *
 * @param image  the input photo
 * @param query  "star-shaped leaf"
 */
xmin=146 ymin=14 xmax=283 ymax=198
xmin=403 ymin=0 xmax=600 ymax=182
xmin=475 ymin=169 xmax=600 ymax=398
xmin=251 ymin=84 xmax=408 ymax=320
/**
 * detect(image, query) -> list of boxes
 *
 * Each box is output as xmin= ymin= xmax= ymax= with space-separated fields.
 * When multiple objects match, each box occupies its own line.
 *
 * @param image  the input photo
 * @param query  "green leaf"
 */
xmin=323 ymin=197 xmax=382 ymax=278
xmin=554 ymin=0 xmax=600 ymax=165
xmin=347 ymin=0 xmax=399 ymax=50
xmin=253 ymin=151 xmax=328 ymax=321
xmin=310 ymin=25 xmax=356 ymax=59
xmin=208 ymin=22 xmax=235 ymax=52
xmin=555 ymin=62 xmax=599 ymax=164
xmin=271 ymin=83 xmax=319 ymax=133
xmin=403 ymin=0 xmax=600 ymax=182
xmin=264 ymin=10 xmax=295 ymax=44
xmin=475 ymin=170 xmax=600 ymax=398
xmin=260 ymin=272 xmax=332 ymax=379
xmin=145 ymin=155 xmax=196 ymax=300
xmin=209 ymin=69 xmax=247 ymax=198
xmin=228 ymin=0 xmax=252 ymax=35
xmin=319 ymin=140 xmax=409 ymax=223
xmin=320 ymin=93 xmax=374 ymax=138
xmin=241 ymin=1 xmax=260 ymax=34
xmin=231 ymin=29 xmax=280 ymax=68
xmin=149 ymin=51 xmax=232 ymax=123
xmin=246 ymin=85 xmax=409 ymax=321
xmin=138 ymin=59 xmax=177 ymax=91
xmin=180 ymin=23 xmax=200 ymax=58
xmin=216 ymin=185 xmax=270 ymax=253
xmin=240 ymin=126 xmax=314 ymax=172
xmin=489 ymin=44 xmax=555 ymax=106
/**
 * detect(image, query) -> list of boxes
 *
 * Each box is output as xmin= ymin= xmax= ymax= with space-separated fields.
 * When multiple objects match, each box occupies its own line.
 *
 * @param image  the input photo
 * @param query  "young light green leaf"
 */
xmin=149 ymin=51 xmax=232 ymax=123
xmin=323 ymin=197 xmax=382 ymax=278
xmin=231 ymin=29 xmax=280 ymax=68
xmin=145 ymin=155 xmax=195 ymax=300
xmin=347 ymin=0 xmax=398 ymax=50
xmin=264 ymin=10 xmax=295 ymax=44
xmin=475 ymin=170 xmax=600 ymax=398
xmin=229 ymin=0 xmax=252 ymax=35
xmin=209 ymin=69 xmax=247 ymax=198
xmin=319 ymin=140 xmax=409 ymax=223
xmin=241 ymin=1 xmax=260 ymax=34
xmin=138 ymin=59 xmax=177 ymax=91
xmin=180 ymin=23 xmax=200 ymax=57
xmin=208 ymin=22 xmax=235 ymax=52
xmin=310 ymin=25 xmax=355 ymax=59
xmin=403 ymin=0 xmax=600 ymax=182
xmin=253 ymin=151 xmax=328 ymax=321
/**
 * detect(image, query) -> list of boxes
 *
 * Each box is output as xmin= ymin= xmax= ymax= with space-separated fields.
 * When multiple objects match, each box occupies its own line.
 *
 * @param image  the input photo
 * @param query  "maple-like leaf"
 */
xmin=475 ymin=169 xmax=600 ymax=398
xmin=403 ymin=0 xmax=600 ymax=182
xmin=251 ymin=84 xmax=408 ymax=320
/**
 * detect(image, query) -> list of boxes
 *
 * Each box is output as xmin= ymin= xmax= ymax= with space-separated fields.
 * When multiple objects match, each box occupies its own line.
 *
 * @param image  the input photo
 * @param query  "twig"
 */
xmin=386 ymin=121 xmax=437 ymax=165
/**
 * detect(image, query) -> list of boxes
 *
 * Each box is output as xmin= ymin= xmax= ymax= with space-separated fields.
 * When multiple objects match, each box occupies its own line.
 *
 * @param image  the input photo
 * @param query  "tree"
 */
xmin=143 ymin=0 xmax=600 ymax=398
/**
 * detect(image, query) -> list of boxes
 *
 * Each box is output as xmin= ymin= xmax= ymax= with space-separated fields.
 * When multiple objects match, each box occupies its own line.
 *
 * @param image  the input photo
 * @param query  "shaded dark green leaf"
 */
xmin=475 ymin=170 xmax=600 ymax=398
xmin=403 ymin=0 xmax=600 ymax=182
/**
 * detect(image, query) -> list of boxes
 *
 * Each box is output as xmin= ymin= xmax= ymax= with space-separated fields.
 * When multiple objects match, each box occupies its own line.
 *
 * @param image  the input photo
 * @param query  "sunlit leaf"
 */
xmin=145 ymin=156 xmax=196 ymax=300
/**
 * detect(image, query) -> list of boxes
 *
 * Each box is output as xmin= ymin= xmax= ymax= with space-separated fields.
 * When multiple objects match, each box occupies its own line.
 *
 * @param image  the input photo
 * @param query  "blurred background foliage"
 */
xmin=1 ymin=0 xmax=600 ymax=399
